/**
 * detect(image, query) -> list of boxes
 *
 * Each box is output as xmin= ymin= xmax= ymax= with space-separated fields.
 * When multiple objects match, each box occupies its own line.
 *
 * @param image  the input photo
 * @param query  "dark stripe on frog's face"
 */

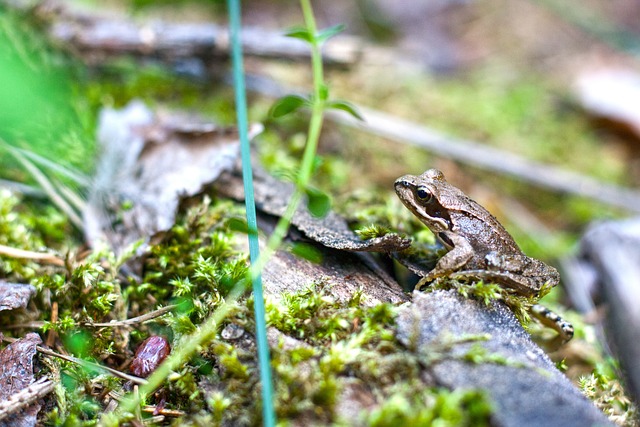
xmin=394 ymin=175 xmax=452 ymax=232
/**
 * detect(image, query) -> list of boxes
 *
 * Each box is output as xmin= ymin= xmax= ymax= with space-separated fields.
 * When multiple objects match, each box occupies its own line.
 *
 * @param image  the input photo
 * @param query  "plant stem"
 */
xmin=101 ymin=1 xmax=330 ymax=424
xmin=227 ymin=0 xmax=276 ymax=425
xmin=250 ymin=0 xmax=327 ymax=277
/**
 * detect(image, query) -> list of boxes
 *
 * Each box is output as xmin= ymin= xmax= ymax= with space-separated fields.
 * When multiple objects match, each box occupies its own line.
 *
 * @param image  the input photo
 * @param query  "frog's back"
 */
xmin=448 ymin=197 xmax=523 ymax=257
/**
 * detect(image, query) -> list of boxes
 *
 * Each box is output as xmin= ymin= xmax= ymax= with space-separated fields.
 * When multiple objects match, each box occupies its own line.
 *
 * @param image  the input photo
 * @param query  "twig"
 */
xmin=326 ymin=106 xmax=640 ymax=213
xmin=0 ymin=377 xmax=55 ymax=422
xmin=84 ymin=305 xmax=177 ymax=327
xmin=3 ymin=305 xmax=176 ymax=331
xmin=0 ymin=244 xmax=65 ymax=266
xmin=242 ymin=74 xmax=640 ymax=213
xmin=37 ymin=345 xmax=147 ymax=385
xmin=16 ymin=0 xmax=359 ymax=67
xmin=141 ymin=406 xmax=184 ymax=417
xmin=1 ymin=336 xmax=147 ymax=385
xmin=1 ymin=321 xmax=45 ymax=330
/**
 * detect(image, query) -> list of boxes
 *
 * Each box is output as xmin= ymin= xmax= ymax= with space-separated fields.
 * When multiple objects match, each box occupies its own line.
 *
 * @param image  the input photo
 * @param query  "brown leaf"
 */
xmin=84 ymin=101 xmax=261 ymax=254
xmin=0 ymin=333 xmax=43 ymax=427
xmin=0 ymin=282 xmax=36 ymax=313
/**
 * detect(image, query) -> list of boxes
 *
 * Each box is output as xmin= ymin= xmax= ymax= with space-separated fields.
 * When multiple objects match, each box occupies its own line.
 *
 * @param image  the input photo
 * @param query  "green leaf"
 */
xmin=227 ymin=217 xmax=249 ymax=234
xmin=306 ymin=187 xmax=332 ymax=218
xmin=311 ymin=155 xmax=324 ymax=174
xmin=290 ymin=242 xmax=323 ymax=264
xmin=317 ymin=24 xmax=345 ymax=44
xmin=284 ymin=26 xmax=313 ymax=43
xmin=327 ymin=100 xmax=364 ymax=121
xmin=269 ymin=95 xmax=308 ymax=118
xmin=319 ymin=84 xmax=329 ymax=101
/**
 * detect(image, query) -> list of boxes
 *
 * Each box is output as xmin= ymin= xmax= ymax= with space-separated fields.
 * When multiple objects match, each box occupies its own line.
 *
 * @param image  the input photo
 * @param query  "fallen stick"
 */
xmin=9 ymin=0 xmax=360 ymax=67
xmin=0 ymin=377 xmax=55 ymax=423
xmin=0 ymin=244 xmax=65 ymax=266
xmin=326 ymin=106 xmax=640 ymax=213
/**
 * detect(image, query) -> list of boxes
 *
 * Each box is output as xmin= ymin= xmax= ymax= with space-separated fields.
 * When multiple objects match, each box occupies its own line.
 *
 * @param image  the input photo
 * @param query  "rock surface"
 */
xmin=564 ymin=218 xmax=640 ymax=406
xmin=262 ymin=245 xmax=407 ymax=307
xmin=396 ymin=291 xmax=613 ymax=427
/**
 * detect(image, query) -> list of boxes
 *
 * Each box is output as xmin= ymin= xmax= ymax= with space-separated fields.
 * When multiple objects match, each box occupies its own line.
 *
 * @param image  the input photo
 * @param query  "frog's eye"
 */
xmin=416 ymin=186 xmax=433 ymax=202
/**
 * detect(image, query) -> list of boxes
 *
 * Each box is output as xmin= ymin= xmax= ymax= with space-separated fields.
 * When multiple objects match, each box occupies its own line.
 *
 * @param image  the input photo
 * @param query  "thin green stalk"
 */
xmin=0 ymin=139 xmax=83 ymax=228
xmin=298 ymin=0 xmax=325 ymax=186
xmin=101 ymin=2 xmax=331 ymax=424
xmin=227 ymin=0 xmax=276 ymax=425
xmin=249 ymin=0 xmax=327 ymax=277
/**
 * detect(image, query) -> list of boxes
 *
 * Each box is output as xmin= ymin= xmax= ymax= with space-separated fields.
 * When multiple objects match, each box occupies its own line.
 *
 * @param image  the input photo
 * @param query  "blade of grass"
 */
xmin=0 ymin=139 xmax=83 ymax=228
xmin=53 ymin=178 xmax=86 ymax=213
xmin=15 ymin=147 xmax=90 ymax=186
xmin=227 ymin=1 xmax=276 ymax=425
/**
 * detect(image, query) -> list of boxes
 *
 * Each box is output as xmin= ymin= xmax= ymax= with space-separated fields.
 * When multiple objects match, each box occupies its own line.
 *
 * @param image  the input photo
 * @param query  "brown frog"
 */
xmin=395 ymin=168 xmax=573 ymax=342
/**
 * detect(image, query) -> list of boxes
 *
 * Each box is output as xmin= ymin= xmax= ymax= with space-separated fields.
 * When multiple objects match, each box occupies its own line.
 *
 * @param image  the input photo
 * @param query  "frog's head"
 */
xmin=394 ymin=169 xmax=453 ymax=232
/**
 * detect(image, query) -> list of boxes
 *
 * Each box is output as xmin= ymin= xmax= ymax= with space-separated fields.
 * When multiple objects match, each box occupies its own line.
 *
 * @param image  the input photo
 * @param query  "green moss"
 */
xmin=579 ymin=362 xmax=639 ymax=426
xmin=32 ymin=252 xmax=121 ymax=333
xmin=263 ymin=284 xmax=492 ymax=426
xmin=355 ymin=224 xmax=393 ymax=240
xmin=0 ymin=190 xmax=71 ymax=279
xmin=133 ymin=198 xmax=250 ymax=322
xmin=361 ymin=387 xmax=492 ymax=427
xmin=0 ymin=190 xmax=524 ymax=426
xmin=427 ymin=278 xmax=545 ymax=328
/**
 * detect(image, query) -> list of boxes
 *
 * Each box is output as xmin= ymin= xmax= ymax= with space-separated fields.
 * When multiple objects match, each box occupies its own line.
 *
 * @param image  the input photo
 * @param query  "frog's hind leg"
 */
xmin=447 ymin=270 xmax=540 ymax=297
xmin=530 ymin=304 xmax=574 ymax=344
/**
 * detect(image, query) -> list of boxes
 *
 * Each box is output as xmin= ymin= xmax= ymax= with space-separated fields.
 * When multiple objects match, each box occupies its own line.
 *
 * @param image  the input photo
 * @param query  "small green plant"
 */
xmin=255 ymin=0 xmax=364 ymax=262
xmin=108 ymin=1 xmax=362 ymax=423
xmin=355 ymin=224 xmax=393 ymax=240
xmin=362 ymin=387 xmax=492 ymax=427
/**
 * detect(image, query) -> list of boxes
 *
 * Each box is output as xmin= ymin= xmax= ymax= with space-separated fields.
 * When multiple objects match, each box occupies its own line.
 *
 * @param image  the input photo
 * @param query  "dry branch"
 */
xmin=7 ymin=0 xmax=360 ymax=68
xmin=0 ymin=377 xmax=55 ymax=423
xmin=0 ymin=244 xmax=64 ymax=266
xmin=242 ymin=74 xmax=640 ymax=212
xmin=327 ymin=106 xmax=640 ymax=213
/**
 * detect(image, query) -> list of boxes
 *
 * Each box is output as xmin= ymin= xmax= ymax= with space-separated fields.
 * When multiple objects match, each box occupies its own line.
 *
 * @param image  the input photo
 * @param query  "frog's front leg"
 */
xmin=416 ymin=231 xmax=474 ymax=290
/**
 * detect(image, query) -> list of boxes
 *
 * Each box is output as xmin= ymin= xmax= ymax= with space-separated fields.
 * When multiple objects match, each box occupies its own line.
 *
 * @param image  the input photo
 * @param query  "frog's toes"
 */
xmin=414 ymin=276 xmax=430 ymax=291
xmin=530 ymin=304 xmax=574 ymax=344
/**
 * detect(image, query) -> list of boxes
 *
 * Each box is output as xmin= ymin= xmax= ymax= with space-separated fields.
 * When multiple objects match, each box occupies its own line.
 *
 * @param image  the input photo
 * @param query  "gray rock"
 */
xmin=564 ymin=218 xmax=640 ymax=406
xmin=396 ymin=290 xmax=613 ymax=427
